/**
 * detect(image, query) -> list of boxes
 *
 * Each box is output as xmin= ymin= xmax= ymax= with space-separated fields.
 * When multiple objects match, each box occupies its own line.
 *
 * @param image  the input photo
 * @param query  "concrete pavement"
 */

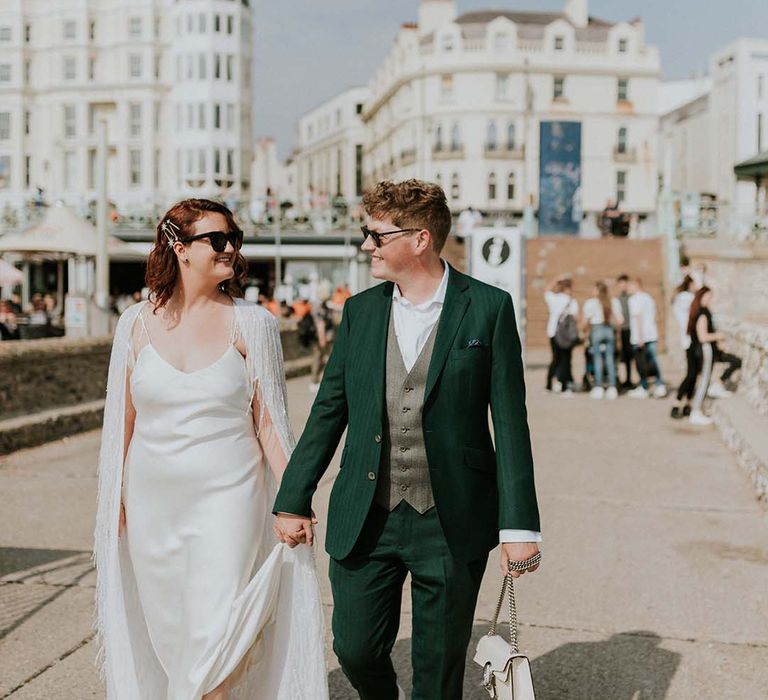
xmin=1 ymin=371 xmax=767 ymax=699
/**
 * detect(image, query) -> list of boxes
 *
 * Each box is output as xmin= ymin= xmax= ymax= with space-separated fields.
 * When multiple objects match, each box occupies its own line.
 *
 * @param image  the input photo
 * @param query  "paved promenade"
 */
xmin=1 ymin=371 xmax=767 ymax=699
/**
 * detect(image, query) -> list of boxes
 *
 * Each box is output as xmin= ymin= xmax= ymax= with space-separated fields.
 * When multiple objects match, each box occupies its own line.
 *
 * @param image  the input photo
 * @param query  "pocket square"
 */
xmin=465 ymin=338 xmax=485 ymax=348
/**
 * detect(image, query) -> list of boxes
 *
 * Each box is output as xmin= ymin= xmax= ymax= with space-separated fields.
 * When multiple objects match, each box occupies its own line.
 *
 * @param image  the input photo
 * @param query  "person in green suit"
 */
xmin=273 ymin=179 xmax=541 ymax=700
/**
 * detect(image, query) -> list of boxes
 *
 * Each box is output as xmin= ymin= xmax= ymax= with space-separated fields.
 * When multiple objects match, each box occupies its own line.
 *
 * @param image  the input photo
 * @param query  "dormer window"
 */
xmin=554 ymin=36 xmax=564 ymax=51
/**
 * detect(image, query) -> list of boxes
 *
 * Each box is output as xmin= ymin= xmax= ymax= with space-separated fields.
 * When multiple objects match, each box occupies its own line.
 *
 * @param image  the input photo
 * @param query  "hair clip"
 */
xmin=161 ymin=219 xmax=181 ymax=246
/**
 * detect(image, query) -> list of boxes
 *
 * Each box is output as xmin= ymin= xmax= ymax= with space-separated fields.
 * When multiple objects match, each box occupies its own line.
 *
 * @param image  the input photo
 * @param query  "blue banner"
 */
xmin=538 ymin=121 xmax=582 ymax=235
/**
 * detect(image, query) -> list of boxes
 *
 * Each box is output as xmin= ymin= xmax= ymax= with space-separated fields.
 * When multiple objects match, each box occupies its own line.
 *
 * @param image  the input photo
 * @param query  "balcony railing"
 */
xmin=484 ymin=145 xmax=525 ymax=160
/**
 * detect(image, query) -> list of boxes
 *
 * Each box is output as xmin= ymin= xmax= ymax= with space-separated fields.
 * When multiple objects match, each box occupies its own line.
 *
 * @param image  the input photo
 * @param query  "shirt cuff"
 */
xmin=499 ymin=529 xmax=542 ymax=544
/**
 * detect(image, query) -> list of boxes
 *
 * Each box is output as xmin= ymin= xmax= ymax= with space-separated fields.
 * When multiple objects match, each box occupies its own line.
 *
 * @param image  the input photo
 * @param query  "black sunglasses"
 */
xmin=360 ymin=226 xmax=421 ymax=247
xmin=181 ymin=230 xmax=243 ymax=253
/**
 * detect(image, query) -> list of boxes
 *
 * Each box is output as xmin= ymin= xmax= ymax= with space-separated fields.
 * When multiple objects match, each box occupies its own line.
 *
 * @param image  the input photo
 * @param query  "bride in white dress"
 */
xmin=94 ymin=199 xmax=328 ymax=700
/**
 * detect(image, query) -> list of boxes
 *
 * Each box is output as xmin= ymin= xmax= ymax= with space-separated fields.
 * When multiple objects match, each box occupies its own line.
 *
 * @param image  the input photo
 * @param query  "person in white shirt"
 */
xmin=581 ymin=281 xmax=623 ymax=399
xmin=670 ymin=275 xmax=697 ymax=418
xmin=544 ymin=276 xmax=578 ymax=394
xmin=627 ymin=278 xmax=667 ymax=398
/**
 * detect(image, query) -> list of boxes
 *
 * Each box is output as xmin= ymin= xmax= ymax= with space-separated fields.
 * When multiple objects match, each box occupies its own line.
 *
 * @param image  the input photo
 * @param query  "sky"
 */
xmin=252 ymin=0 xmax=768 ymax=157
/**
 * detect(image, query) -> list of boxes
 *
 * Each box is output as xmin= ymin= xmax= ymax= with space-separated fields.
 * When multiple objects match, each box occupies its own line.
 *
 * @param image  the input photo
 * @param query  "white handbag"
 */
xmin=473 ymin=553 xmax=541 ymax=700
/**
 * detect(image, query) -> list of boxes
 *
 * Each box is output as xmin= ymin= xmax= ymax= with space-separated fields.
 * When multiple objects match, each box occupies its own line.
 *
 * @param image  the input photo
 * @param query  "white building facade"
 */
xmin=294 ymin=86 xmax=368 ymax=212
xmin=0 ymin=0 xmax=253 ymax=214
xmin=658 ymin=39 xmax=768 ymax=234
xmin=362 ymin=0 xmax=660 ymax=234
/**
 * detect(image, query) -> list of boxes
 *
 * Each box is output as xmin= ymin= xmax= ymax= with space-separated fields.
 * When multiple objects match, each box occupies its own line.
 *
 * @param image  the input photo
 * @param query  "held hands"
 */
xmin=500 ymin=542 xmax=541 ymax=577
xmin=273 ymin=511 xmax=319 ymax=548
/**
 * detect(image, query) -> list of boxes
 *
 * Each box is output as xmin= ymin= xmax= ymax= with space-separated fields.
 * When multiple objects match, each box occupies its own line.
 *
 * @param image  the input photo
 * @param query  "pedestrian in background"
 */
xmin=627 ymin=278 xmax=667 ymax=399
xmin=615 ymin=274 xmax=634 ymax=389
xmin=545 ymin=275 xmax=579 ymax=395
xmin=670 ymin=275 xmax=697 ymax=419
xmin=582 ymin=281 xmax=623 ymax=400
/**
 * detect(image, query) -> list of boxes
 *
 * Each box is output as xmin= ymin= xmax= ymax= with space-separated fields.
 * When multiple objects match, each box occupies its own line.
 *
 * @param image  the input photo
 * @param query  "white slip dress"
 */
xmin=118 ymin=308 xmax=324 ymax=699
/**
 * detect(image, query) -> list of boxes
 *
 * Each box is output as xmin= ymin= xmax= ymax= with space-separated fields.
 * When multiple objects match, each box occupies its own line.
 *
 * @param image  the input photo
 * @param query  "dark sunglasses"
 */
xmin=181 ymin=230 xmax=243 ymax=253
xmin=360 ymin=225 xmax=421 ymax=247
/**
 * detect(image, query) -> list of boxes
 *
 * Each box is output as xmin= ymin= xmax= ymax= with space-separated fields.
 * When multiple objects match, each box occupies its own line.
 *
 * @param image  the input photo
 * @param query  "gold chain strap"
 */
xmin=488 ymin=553 xmax=542 ymax=653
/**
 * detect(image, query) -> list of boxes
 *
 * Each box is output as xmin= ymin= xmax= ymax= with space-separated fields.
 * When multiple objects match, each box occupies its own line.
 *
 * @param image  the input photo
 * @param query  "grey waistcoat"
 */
xmin=374 ymin=311 xmax=438 ymax=514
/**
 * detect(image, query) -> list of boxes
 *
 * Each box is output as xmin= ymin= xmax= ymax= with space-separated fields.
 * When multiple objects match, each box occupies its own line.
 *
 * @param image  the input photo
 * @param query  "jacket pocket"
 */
xmin=464 ymin=446 xmax=496 ymax=474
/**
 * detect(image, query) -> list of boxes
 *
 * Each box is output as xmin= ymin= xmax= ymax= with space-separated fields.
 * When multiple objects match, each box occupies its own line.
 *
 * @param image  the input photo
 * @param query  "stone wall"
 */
xmin=720 ymin=320 xmax=768 ymax=417
xmin=0 ymin=321 xmax=312 ymax=454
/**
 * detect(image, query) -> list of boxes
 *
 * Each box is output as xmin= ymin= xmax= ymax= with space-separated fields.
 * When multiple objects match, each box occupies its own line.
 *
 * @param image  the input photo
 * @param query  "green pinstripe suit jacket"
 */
xmin=273 ymin=265 xmax=540 ymax=562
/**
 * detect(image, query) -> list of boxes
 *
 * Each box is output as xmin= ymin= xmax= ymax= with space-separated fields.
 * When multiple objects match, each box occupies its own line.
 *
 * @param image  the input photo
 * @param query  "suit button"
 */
xmin=401 ymin=428 xmax=409 ymax=434
xmin=404 ymin=387 xmax=413 ymax=392
xmin=374 ymin=434 xmax=382 ymax=443
xmin=400 ymin=484 xmax=408 ymax=491
xmin=401 ymin=407 xmax=410 ymax=413
xmin=368 ymin=472 xmax=376 ymax=481
xmin=399 ymin=446 xmax=408 ymax=452
xmin=399 ymin=465 xmax=408 ymax=472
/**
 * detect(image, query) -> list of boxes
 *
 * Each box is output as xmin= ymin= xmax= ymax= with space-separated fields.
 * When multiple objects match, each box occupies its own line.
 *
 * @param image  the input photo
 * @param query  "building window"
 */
xmin=434 ymin=124 xmax=443 ymax=152
xmin=553 ymin=76 xmax=565 ymax=100
xmin=486 ymin=122 xmax=497 ymax=151
xmin=89 ymin=57 xmax=95 ymax=80
xmin=64 ymin=151 xmax=76 ymax=190
xmin=186 ymin=14 xmax=193 ymax=33
xmin=0 ymin=113 xmax=9 ymax=140
xmin=226 ymin=55 xmax=234 ymax=81
xmin=617 ymin=126 xmax=628 ymax=154
xmin=441 ymin=74 xmax=453 ymax=100
xmin=24 ymin=60 xmax=30 ymax=83
xmin=198 ymin=103 xmax=206 ymax=129
xmin=129 ymin=17 xmax=142 ymax=38
xmin=554 ymin=36 xmax=564 ymax=51
xmin=618 ymin=78 xmax=629 ymax=102
xmin=199 ymin=54 xmax=206 ymax=79
xmin=0 ymin=155 xmax=10 ymax=189
xmin=129 ymin=103 xmax=142 ymax=137
xmin=356 ymin=102 xmax=363 ymax=115
xmin=507 ymin=123 xmax=516 ymax=150
xmin=214 ymin=14 xmax=221 ymax=32
xmin=64 ymin=105 xmax=76 ymax=138
xmin=618 ymin=38 xmax=628 ymax=53
xmin=154 ymin=102 xmax=161 ymax=134
xmin=129 ymin=54 xmax=142 ymax=78
xmin=0 ymin=27 xmax=11 ymax=42
xmin=226 ymin=104 xmax=235 ymax=131
xmin=130 ymin=150 xmax=142 ymax=186
xmin=442 ymin=35 xmax=454 ymax=52
xmin=25 ymin=23 xmax=31 ymax=43
xmin=616 ymin=171 xmax=627 ymax=203
xmin=451 ymin=173 xmax=460 ymax=200
xmin=89 ymin=20 xmax=95 ymax=41
xmin=435 ymin=172 xmax=442 ymax=188
xmin=227 ymin=15 xmax=234 ymax=34
xmin=450 ymin=123 xmax=461 ymax=151
xmin=507 ymin=172 xmax=516 ymax=200
xmin=0 ymin=65 xmax=10 ymax=82
xmin=214 ymin=54 xmax=221 ymax=79
xmin=25 ymin=155 xmax=31 ymax=188
xmin=186 ymin=53 xmax=193 ymax=80
xmin=154 ymin=55 xmax=160 ymax=79
xmin=355 ymin=144 xmax=363 ymax=196
xmin=199 ymin=13 xmax=207 ymax=32
xmin=496 ymin=72 xmax=509 ymax=100
xmin=63 ymin=20 xmax=76 ymax=40
xmin=214 ymin=104 xmax=221 ymax=129
xmin=488 ymin=172 xmax=497 ymax=200
xmin=494 ymin=33 xmax=510 ymax=51
xmin=24 ymin=110 xmax=29 ymax=135
xmin=64 ymin=57 xmax=76 ymax=81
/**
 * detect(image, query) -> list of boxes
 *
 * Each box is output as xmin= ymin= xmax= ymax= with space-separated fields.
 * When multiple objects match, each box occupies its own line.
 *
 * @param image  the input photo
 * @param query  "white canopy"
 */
xmin=0 ymin=205 xmax=142 ymax=259
xmin=0 ymin=258 xmax=23 ymax=286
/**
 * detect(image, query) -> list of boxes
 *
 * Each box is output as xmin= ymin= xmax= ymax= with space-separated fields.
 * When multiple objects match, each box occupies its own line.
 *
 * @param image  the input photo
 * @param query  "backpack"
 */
xmin=297 ymin=312 xmax=317 ymax=347
xmin=554 ymin=306 xmax=580 ymax=350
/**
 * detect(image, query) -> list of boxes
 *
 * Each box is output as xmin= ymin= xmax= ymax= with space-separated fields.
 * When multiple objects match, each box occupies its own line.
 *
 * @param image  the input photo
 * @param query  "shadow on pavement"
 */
xmin=328 ymin=625 xmax=680 ymax=699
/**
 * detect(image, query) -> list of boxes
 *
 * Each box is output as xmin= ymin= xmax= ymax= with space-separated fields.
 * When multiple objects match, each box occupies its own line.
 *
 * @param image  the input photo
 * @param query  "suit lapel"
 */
xmin=366 ymin=281 xmax=394 ymax=420
xmin=424 ymin=266 xmax=470 ymax=401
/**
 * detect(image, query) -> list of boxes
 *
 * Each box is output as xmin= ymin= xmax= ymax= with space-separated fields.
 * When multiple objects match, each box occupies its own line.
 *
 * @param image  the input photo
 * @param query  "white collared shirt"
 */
xmin=391 ymin=263 xmax=542 ymax=545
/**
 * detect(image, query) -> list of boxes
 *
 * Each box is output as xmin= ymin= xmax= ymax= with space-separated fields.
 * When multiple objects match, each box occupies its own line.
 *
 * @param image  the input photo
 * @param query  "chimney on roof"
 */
xmin=563 ymin=0 xmax=588 ymax=28
xmin=418 ymin=0 xmax=457 ymax=36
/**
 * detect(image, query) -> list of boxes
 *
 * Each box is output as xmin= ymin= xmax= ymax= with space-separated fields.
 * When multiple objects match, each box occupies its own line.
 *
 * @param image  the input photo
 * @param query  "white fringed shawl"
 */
xmin=93 ymin=299 xmax=328 ymax=699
